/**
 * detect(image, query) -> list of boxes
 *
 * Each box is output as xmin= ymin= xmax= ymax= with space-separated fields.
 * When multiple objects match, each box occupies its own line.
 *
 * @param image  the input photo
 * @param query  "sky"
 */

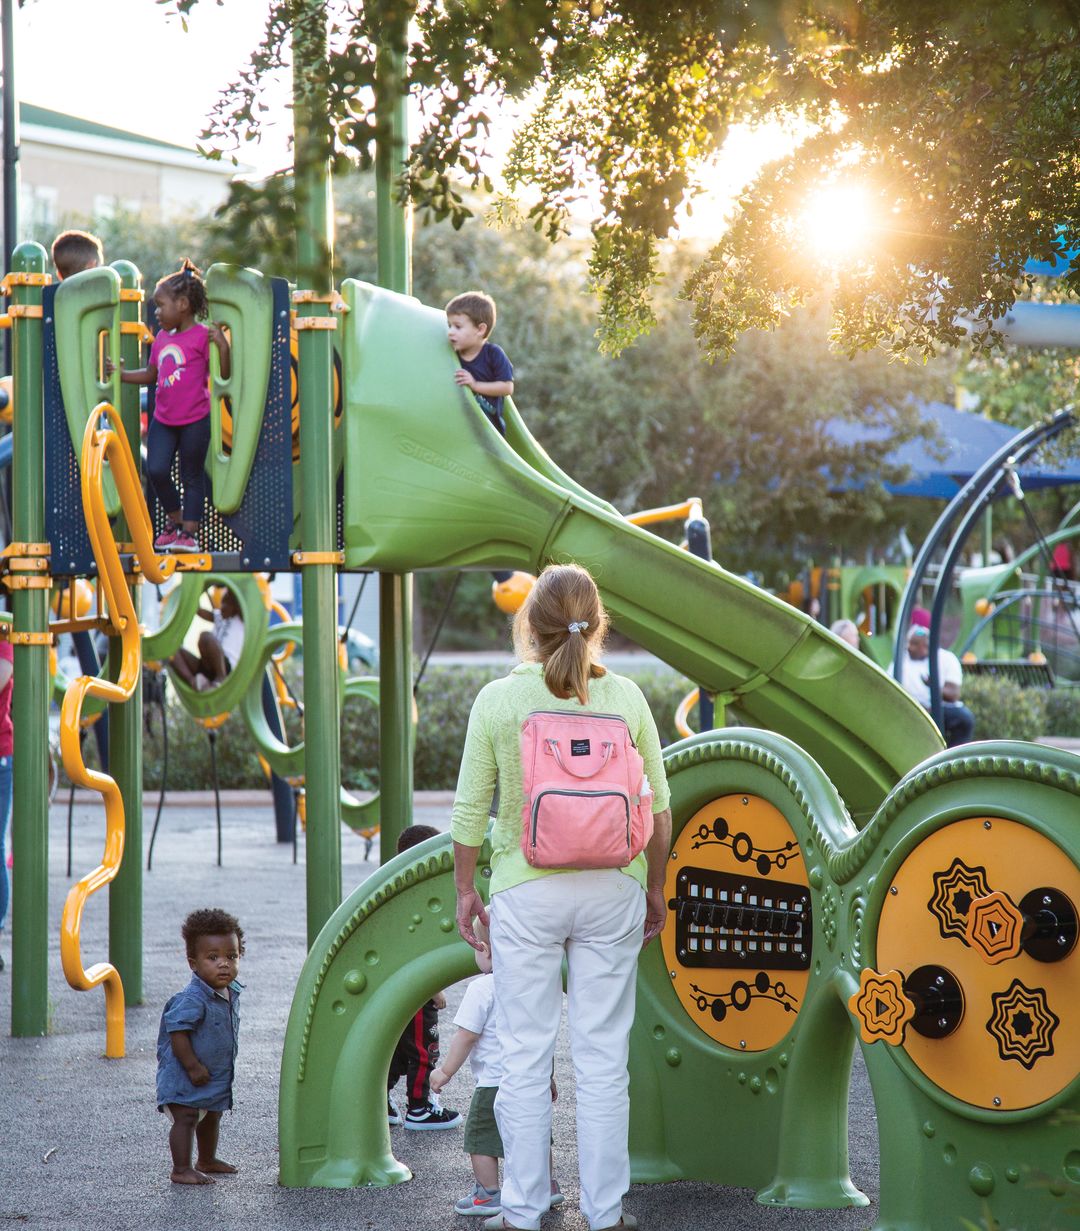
xmin=16 ymin=0 xmax=291 ymax=175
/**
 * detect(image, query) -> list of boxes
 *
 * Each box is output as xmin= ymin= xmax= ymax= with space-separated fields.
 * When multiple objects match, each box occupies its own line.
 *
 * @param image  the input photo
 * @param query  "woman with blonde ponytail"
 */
xmin=452 ymin=563 xmax=672 ymax=1231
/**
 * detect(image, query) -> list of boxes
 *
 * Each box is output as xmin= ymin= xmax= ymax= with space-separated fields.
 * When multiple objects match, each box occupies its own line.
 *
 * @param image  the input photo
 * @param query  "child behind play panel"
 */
xmin=50 ymin=229 xmax=104 ymax=280
xmin=446 ymin=291 xmax=514 ymax=436
xmin=170 ymin=586 xmax=244 ymax=692
xmin=430 ymin=920 xmax=562 ymax=1218
xmin=387 ymin=824 xmax=462 ymax=1130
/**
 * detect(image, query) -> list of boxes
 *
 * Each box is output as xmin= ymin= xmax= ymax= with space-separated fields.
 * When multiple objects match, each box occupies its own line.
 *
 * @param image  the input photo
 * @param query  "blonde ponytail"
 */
xmin=513 ymin=563 xmax=608 ymax=704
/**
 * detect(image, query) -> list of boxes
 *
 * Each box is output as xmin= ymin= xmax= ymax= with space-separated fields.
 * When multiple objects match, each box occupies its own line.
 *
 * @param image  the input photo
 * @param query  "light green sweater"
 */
xmin=450 ymin=661 xmax=671 ymax=896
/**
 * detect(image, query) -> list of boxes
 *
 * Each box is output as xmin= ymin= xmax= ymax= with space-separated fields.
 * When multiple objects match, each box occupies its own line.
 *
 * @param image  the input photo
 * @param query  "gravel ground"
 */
xmin=0 ymin=795 xmax=879 ymax=1231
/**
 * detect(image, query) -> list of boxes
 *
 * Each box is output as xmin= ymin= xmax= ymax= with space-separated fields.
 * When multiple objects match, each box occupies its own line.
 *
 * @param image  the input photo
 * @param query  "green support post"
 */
xmin=294 ymin=2 xmax=343 ymax=943
xmin=107 ymin=261 xmax=143 ymax=998
xmin=9 ymin=242 xmax=50 ymax=1037
xmin=375 ymin=23 xmax=414 ymax=863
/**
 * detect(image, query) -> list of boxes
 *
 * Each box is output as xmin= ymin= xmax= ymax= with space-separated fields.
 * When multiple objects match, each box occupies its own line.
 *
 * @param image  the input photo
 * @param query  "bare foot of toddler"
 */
xmin=195 ymin=1158 xmax=237 ymax=1175
xmin=171 ymin=1167 xmax=214 ymax=1184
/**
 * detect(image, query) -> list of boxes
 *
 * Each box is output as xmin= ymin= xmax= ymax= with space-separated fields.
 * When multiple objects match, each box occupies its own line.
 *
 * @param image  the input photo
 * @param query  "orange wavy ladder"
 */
xmin=60 ymin=404 xmax=174 ymax=1057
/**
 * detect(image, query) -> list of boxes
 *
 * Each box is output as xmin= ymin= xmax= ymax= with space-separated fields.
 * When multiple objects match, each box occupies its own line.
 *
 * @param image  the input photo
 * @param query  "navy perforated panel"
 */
xmin=43 ymin=284 xmax=96 ymax=576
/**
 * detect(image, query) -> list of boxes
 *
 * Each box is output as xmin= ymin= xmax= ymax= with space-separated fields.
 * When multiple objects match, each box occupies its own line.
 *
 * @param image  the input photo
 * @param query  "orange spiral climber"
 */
xmin=59 ymin=405 xmax=175 ymax=1058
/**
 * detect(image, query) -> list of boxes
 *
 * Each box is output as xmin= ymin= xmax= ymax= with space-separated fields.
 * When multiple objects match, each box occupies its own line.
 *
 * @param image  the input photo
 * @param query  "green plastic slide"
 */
xmin=340 ymin=280 xmax=942 ymax=820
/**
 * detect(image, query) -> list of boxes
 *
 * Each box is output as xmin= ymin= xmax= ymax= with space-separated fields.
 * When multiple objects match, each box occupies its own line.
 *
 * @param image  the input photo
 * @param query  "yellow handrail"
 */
xmin=625 ymin=497 xmax=703 ymax=528
xmin=674 ymin=687 xmax=700 ymax=740
xmin=60 ymin=403 xmax=174 ymax=1058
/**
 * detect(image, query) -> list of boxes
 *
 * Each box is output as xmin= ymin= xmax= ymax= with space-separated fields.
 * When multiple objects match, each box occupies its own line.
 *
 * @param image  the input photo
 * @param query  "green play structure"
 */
xmin=5 ymin=5 xmax=1078 ymax=1229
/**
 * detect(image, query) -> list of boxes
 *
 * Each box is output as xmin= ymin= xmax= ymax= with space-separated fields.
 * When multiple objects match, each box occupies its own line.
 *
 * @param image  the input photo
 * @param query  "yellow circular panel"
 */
xmin=877 ymin=816 xmax=1080 ymax=1111
xmin=660 ymin=794 xmax=810 ymax=1051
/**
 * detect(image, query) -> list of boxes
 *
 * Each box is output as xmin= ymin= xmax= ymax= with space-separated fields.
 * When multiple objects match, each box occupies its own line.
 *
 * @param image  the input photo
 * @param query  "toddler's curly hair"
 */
xmin=181 ymin=907 xmax=245 ymax=959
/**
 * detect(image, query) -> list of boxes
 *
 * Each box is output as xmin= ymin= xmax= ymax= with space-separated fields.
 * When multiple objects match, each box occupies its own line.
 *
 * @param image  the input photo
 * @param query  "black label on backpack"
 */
xmin=571 ymin=739 xmax=591 ymax=756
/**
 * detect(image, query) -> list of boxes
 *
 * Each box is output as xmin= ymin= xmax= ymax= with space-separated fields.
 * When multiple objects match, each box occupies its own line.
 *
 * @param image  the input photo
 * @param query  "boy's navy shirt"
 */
xmin=458 ymin=341 xmax=513 ymax=417
xmin=156 ymin=973 xmax=242 ymax=1111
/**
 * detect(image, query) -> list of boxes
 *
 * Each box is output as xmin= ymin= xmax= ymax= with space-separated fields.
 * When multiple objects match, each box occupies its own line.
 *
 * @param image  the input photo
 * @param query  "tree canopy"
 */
xmin=177 ymin=0 xmax=1080 ymax=361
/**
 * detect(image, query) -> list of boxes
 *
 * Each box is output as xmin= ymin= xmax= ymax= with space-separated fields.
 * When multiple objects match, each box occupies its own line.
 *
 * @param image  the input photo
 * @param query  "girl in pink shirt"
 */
xmin=111 ymin=260 xmax=230 ymax=552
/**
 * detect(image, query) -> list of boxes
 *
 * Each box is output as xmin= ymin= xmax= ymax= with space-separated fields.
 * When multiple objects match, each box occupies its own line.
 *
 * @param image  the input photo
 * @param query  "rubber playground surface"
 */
xmin=0 ymin=795 xmax=882 ymax=1231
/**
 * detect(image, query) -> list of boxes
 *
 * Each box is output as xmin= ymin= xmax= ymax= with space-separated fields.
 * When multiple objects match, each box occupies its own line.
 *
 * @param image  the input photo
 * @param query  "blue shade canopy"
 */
xmin=826 ymin=400 xmax=1080 ymax=499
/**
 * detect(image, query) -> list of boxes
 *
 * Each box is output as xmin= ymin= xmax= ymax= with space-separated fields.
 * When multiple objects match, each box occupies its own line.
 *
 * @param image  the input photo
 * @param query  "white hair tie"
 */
xmin=567 ymin=621 xmax=589 ymax=634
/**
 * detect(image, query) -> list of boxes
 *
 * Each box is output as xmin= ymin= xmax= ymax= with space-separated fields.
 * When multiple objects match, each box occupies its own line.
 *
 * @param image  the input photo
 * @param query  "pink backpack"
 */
xmin=520 ymin=709 xmax=654 ymax=869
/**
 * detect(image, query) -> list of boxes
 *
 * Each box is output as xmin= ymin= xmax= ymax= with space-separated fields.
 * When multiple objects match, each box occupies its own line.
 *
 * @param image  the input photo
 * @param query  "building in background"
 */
xmin=17 ymin=101 xmax=239 ymax=236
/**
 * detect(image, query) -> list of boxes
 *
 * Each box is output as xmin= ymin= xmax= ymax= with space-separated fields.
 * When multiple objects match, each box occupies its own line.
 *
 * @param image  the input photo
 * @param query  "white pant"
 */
xmin=490 ymin=870 xmax=646 ymax=1231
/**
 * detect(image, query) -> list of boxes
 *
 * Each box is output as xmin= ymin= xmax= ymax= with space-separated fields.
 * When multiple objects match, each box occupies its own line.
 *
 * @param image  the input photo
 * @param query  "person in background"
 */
xmin=900 ymin=624 xmax=975 ymax=747
xmin=156 ymin=908 xmax=244 ymax=1185
xmin=50 ymin=229 xmax=103 ymax=280
xmin=446 ymin=291 xmax=514 ymax=436
xmin=387 ymin=823 xmax=463 ymax=1130
xmin=171 ymin=587 xmax=244 ymax=692
xmin=430 ymin=918 xmax=563 ymax=1219
xmin=452 ymin=563 xmax=672 ymax=1231
xmin=108 ymin=259 xmax=230 ymax=554
xmin=830 ymin=618 xmax=861 ymax=651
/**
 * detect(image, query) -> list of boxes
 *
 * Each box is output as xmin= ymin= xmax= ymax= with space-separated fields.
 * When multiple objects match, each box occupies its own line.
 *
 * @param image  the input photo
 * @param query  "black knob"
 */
xmin=1018 ymin=887 xmax=1077 ymax=963
xmin=903 ymin=965 xmax=965 ymax=1039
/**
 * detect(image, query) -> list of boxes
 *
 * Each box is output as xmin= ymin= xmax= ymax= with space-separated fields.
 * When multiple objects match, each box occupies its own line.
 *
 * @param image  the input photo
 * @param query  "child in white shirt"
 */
xmin=430 ymin=925 xmax=561 ymax=1218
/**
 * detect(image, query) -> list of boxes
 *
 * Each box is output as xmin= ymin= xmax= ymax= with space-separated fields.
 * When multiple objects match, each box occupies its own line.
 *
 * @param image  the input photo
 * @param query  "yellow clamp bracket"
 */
xmin=3 ymin=575 xmax=52 ymax=590
xmin=291 ymin=289 xmax=348 ymax=311
xmin=169 ymin=554 xmax=215 ymax=572
xmin=6 ymin=304 xmax=44 ymax=320
xmin=1 ymin=271 xmax=52 ymax=293
xmin=292 ymin=550 xmax=344 ymax=566
xmin=6 ymin=629 xmax=54 ymax=646
xmin=120 ymin=321 xmax=155 ymax=344
xmin=119 ymin=288 xmax=145 ymax=303
xmin=2 ymin=542 xmax=50 ymax=557
xmin=293 ymin=316 xmax=338 ymax=331
xmin=5 ymin=556 xmax=49 ymax=572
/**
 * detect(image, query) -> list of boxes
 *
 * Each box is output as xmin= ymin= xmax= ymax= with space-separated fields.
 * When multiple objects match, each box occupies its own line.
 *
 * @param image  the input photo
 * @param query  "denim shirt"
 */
xmin=156 ymin=973 xmax=242 ymax=1111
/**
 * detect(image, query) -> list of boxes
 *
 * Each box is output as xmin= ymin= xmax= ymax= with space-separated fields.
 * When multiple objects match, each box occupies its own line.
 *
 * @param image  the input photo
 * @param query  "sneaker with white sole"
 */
xmin=403 ymin=1100 xmax=461 ymax=1130
xmin=549 ymin=1180 xmax=564 ymax=1209
xmin=171 ymin=531 xmax=201 ymax=553
xmin=387 ymin=1097 xmax=402 ymax=1127
xmin=153 ymin=526 xmax=180 ymax=551
xmin=454 ymin=1184 xmax=501 ymax=1216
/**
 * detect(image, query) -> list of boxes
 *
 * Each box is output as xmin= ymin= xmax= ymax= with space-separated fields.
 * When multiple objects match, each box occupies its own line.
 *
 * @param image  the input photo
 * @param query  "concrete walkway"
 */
xmin=0 ymin=795 xmax=880 ymax=1231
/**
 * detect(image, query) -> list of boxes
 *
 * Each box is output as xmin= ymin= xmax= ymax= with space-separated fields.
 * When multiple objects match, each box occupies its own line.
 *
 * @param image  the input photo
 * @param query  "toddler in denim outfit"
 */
xmin=156 ymin=907 xmax=244 ymax=1184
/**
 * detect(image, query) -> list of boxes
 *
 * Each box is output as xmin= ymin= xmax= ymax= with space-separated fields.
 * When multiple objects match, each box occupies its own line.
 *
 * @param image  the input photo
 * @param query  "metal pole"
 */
xmin=9 ymin=241 xmax=49 ymax=1037
xmin=293 ymin=0 xmax=342 ymax=942
xmin=107 ymin=261 xmax=144 ymax=998
xmin=375 ymin=15 xmax=414 ymax=864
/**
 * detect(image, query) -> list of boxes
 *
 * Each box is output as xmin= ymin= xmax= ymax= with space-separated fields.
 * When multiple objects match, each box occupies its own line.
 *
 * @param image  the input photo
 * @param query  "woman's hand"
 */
xmin=642 ymin=887 xmax=667 ymax=947
xmin=455 ymin=886 xmax=490 ymax=951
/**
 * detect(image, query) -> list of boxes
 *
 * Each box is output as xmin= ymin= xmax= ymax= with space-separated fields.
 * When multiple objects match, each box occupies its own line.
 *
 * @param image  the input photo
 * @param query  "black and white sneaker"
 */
xmin=387 ymin=1097 xmax=402 ymax=1126
xmin=403 ymin=1100 xmax=461 ymax=1130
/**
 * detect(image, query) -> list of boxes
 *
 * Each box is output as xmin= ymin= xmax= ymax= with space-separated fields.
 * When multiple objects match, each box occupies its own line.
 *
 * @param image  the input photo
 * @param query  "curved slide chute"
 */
xmin=340 ymin=280 xmax=942 ymax=821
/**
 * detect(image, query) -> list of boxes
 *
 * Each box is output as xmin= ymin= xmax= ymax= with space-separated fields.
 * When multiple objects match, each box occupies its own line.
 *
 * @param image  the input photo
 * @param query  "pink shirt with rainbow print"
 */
xmin=150 ymin=323 xmax=211 ymax=426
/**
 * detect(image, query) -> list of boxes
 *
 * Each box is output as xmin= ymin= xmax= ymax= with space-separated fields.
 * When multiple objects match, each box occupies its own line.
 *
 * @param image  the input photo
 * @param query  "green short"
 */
xmin=463 ymin=1085 xmax=504 ymax=1159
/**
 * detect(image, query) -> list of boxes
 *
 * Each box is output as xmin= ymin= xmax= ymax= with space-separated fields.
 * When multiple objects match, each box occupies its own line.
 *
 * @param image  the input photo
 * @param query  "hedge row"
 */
xmin=75 ymin=663 xmax=697 ymax=793
xmin=69 ymin=666 xmax=1080 ymax=795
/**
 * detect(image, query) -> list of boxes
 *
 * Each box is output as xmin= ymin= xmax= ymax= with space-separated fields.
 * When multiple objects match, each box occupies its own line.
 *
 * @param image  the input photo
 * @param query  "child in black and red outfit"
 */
xmin=387 ymin=824 xmax=461 ymax=1130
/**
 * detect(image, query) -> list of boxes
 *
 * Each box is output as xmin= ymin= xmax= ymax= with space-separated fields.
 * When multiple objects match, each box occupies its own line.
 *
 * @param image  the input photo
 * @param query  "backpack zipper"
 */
xmin=530 ymin=788 xmax=631 ymax=850
xmin=526 ymin=711 xmax=638 ymax=748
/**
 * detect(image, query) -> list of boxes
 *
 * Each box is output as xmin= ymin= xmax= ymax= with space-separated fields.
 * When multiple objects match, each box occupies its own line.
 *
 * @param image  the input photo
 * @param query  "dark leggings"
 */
xmin=146 ymin=416 xmax=210 ymax=525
